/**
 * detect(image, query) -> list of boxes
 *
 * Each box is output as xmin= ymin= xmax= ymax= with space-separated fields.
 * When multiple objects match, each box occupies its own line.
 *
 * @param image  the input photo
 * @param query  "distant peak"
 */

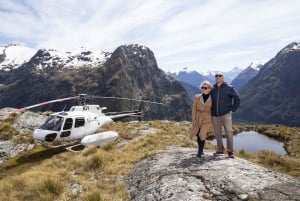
xmin=290 ymin=42 xmax=300 ymax=50
xmin=285 ymin=42 xmax=300 ymax=49
xmin=181 ymin=67 xmax=196 ymax=73
xmin=277 ymin=42 xmax=300 ymax=57
xmin=118 ymin=44 xmax=150 ymax=52
xmin=249 ymin=61 xmax=265 ymax=70
xmin=0 ymin=44 xmax=36 ymax=71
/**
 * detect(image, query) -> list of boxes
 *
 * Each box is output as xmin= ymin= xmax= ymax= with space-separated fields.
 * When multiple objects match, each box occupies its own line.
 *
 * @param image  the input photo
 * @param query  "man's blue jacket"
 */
xmin=211 ymin=82 xmax=240 ymax=117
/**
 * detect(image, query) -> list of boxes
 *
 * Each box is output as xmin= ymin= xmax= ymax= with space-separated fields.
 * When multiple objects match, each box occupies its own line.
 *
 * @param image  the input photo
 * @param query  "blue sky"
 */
xmin=1 ymin=0 xmax=300 ymax=73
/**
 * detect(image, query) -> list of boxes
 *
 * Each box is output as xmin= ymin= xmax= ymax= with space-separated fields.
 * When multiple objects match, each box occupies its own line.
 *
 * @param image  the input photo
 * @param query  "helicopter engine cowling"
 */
xmin=80 ymin=131 xmax=118 ymax=147
xmin=100 ymin=116 xmax=114 ymax=126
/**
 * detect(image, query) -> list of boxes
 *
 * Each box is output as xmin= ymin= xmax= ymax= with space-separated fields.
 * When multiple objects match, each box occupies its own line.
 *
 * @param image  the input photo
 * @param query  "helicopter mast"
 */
xmin=78 ymin=94 xmax=88 ymax=106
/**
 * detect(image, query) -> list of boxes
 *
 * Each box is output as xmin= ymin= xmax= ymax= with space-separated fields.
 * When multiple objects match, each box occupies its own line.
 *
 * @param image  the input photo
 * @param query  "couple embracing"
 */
xmin=190 ymin=72 xmax=240 ymax=159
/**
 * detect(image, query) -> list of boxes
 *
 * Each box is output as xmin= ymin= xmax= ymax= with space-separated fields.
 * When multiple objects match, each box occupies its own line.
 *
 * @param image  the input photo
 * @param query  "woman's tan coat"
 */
xmin=191 ymin=94 xmax=212 ymax=140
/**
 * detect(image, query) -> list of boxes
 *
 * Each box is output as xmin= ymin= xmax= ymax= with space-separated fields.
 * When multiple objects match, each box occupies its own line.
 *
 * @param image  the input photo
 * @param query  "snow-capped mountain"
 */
xmin=248 ymin=60 xmax=265 ymax=71
xmin=231 ymin=61 xmax=265 ymax=90
xmin=0 ymin=44 xmax=192 ymax=121
xmin=31 ymin=48 xmax=111 ymax=70
xmin=167 ymin=67 xmax=209 ymax=89
xmin=225 ymin=66 xmax=243 ymax=82
xmin=0 ymin=44 xmax=36 ymax=71
xmin=203 ymin=67 xmax=243 ymax=84
xmin=168 ymin=66 xmax=243 ymax=96
xmin=0 ymin=44 xmax=111 ymax=71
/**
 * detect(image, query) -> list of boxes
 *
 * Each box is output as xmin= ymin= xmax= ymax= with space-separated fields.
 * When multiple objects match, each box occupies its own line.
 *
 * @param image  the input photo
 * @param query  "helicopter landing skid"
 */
xmin=36 ymin=140 xmax=80 ymax=149
xmin=65 ymin=144 xmax=85 ymax=152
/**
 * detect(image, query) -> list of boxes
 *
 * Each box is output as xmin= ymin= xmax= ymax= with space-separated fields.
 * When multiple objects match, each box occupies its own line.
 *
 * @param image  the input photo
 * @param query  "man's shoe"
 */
xmin=228 ymin=152 xmax=234 ymax=158
xmin=196 ymin=154 xmax=202 ymax=158
xmin=213 ymin=151 xmax=224 ymax=156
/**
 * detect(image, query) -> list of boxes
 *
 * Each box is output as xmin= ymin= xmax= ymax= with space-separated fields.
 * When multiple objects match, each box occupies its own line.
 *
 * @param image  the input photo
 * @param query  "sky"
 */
xmin=1 ymin=0 xmax=300 ymax=73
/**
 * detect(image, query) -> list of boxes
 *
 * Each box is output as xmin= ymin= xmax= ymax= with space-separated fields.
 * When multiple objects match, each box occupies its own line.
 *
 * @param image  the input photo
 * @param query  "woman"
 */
xmin=190 ymin=81 xmax=213 ymax=158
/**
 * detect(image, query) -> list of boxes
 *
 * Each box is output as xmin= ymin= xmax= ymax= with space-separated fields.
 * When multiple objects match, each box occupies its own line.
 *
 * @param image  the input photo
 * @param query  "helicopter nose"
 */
xmin=33 ymin=129 xmax=45 ymax=141
xmin=33 ymin=129 xmax=57 ymax=142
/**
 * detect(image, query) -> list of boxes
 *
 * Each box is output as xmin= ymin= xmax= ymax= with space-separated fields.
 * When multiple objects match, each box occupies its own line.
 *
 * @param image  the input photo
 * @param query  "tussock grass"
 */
xmin=84 ymin=191 xmax=102 ymax=201
xmin=236 ymin=150 xmax=300 ymax=177
xmin=0 ymin=122 xmax=19 ymax=140
xmin=0 ymin=120 xmax=193 ymax=200
xmin=0 ymin=120 xmax=299 ymax=200
xmin=82 ymin=146 xmax=98 ymax=156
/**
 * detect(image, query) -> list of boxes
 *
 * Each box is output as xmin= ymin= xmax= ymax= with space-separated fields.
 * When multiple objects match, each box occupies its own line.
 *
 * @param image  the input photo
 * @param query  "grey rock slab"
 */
xmin=126 ymin=146 xmax=300 ymax=201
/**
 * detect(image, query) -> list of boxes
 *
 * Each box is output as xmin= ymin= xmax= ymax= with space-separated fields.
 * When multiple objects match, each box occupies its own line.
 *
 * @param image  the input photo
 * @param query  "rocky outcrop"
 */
xmin=0 ymin=141 xmax=34 ymax=163
xmin=13 ymin=111 xmax=47 ymax=132
xmin=127 ymin=146 xmax=300 ymax=201
xmin=0 ymin=111 xmax=43 ymax=163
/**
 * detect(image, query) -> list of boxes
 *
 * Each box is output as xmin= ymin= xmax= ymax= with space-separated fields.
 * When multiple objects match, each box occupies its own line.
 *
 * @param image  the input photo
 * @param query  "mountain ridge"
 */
xmin=0 ymin=44 xmax=192 ymax=121
xmin=235 ymin=42 xmax=300 ymax=126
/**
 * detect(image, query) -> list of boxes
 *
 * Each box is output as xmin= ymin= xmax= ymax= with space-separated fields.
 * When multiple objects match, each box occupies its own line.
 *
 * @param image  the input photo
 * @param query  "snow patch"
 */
xmin=249 ymin=60 xmax=266 ymax=70
xmin=291 ymin=43 xmax=300 ymax=50
xmin=0 ymin=44 xmax=36 ymax=70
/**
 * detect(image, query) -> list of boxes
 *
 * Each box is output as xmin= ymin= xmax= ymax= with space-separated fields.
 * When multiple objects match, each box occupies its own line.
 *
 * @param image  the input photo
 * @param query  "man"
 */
xmin=211 ymin=72 xmax=240 ymax=158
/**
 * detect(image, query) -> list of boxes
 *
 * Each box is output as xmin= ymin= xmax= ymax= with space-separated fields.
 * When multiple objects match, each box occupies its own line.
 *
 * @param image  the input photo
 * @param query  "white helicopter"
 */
xmin=0 ymin=94 xmax=163 ymax=151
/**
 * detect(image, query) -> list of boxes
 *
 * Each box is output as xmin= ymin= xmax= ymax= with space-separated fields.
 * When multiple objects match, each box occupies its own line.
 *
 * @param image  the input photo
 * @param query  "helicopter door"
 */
xmin=72 ymin=117 xmax=86 ymax=139
xmin=60 ymin=118 xmax=73 ymax=138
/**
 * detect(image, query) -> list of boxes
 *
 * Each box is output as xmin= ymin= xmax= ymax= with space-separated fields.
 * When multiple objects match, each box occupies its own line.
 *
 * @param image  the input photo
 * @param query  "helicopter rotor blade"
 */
xmin=91 ymin=96 xmax=164 ymax=105
xmin=5 ymin=96 xmax=77 ymax=114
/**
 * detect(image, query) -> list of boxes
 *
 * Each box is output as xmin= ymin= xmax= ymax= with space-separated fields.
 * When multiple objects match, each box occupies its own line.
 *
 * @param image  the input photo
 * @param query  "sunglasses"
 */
xmin=215 ymin=74 xmax=223 ymax=77
xmin=201 ymin=86 xmax=209 ymax=90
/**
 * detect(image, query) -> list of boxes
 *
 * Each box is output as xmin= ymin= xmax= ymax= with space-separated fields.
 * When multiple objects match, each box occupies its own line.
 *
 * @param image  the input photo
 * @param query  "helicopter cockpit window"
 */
xmin=63 ymin=118 xmax=73 ymax=130
xmin=40 ymin=115 xmax=64 ymax=131
xmin=75 ymin=117 xmax=85 ymax=128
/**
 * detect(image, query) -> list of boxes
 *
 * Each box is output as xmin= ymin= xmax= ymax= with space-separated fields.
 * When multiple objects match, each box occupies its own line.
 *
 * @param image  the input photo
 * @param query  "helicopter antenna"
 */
xmin=62 ymin=105 xmax=67 ymax=112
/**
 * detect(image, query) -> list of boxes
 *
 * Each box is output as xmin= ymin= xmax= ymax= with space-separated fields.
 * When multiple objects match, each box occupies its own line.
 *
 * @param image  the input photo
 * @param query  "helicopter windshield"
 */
xmin=39 ymin=115 xmax=64 ymax=131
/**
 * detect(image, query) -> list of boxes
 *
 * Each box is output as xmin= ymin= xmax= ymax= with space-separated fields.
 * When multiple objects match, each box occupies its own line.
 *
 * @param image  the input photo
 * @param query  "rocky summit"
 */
xmin=127 ymin=146 xmax=300 ymax=201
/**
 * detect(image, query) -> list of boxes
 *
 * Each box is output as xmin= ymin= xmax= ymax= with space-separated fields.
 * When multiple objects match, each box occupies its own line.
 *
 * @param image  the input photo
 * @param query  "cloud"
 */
xmin=1 ymin=0 xmax=300 ymax=72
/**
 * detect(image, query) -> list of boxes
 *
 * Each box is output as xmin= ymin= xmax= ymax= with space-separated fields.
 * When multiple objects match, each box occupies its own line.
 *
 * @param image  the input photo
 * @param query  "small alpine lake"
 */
xmin=210 ymin=131 xmax=287 ymax=155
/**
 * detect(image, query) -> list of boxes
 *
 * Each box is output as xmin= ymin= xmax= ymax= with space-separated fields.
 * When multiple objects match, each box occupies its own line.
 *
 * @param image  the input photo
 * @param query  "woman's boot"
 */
xmin=197 ymin=135 xmax=205 ymax=158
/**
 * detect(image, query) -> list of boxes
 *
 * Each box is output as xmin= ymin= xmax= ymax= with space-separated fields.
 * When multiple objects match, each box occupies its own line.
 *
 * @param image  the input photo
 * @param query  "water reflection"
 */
xmin=210 ymin=131 xmax=287 ymax=155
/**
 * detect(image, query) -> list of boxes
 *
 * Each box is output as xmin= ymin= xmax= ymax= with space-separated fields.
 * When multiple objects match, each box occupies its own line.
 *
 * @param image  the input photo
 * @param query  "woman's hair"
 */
xmin=200 ymin=80 xmax=213 ymax=89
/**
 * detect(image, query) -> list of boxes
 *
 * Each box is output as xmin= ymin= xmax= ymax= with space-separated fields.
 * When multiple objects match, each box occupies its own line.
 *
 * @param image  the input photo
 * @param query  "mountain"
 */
xmin=168 ymin=67 xmax=243 ymax=101
xmin=204 ymin=67 xmax=243 ymax=84
xmin=29 ymin=48 xmax=111 ymax=70
xmin=0 ymin=44 xmax=192 ymax=121
xmin=168 ymin=68 xmax=209 ymax=88
xmin=179 ymin=82 xmax=200 ymax=100
xmin=231 ymin=61 xmax=264 ymax=90
xmin=235 ymin=42 xmax=300 ymax=126
xmin=167 ymin=69 xmax=210 ymax=100
xmin=224 ymin=66 xmax=243 ymax=83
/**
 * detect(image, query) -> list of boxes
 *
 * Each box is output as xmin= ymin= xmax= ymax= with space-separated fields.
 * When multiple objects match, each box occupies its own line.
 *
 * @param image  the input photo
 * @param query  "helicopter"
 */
xmin=0 ymin=94 xmax=163 ymax=151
